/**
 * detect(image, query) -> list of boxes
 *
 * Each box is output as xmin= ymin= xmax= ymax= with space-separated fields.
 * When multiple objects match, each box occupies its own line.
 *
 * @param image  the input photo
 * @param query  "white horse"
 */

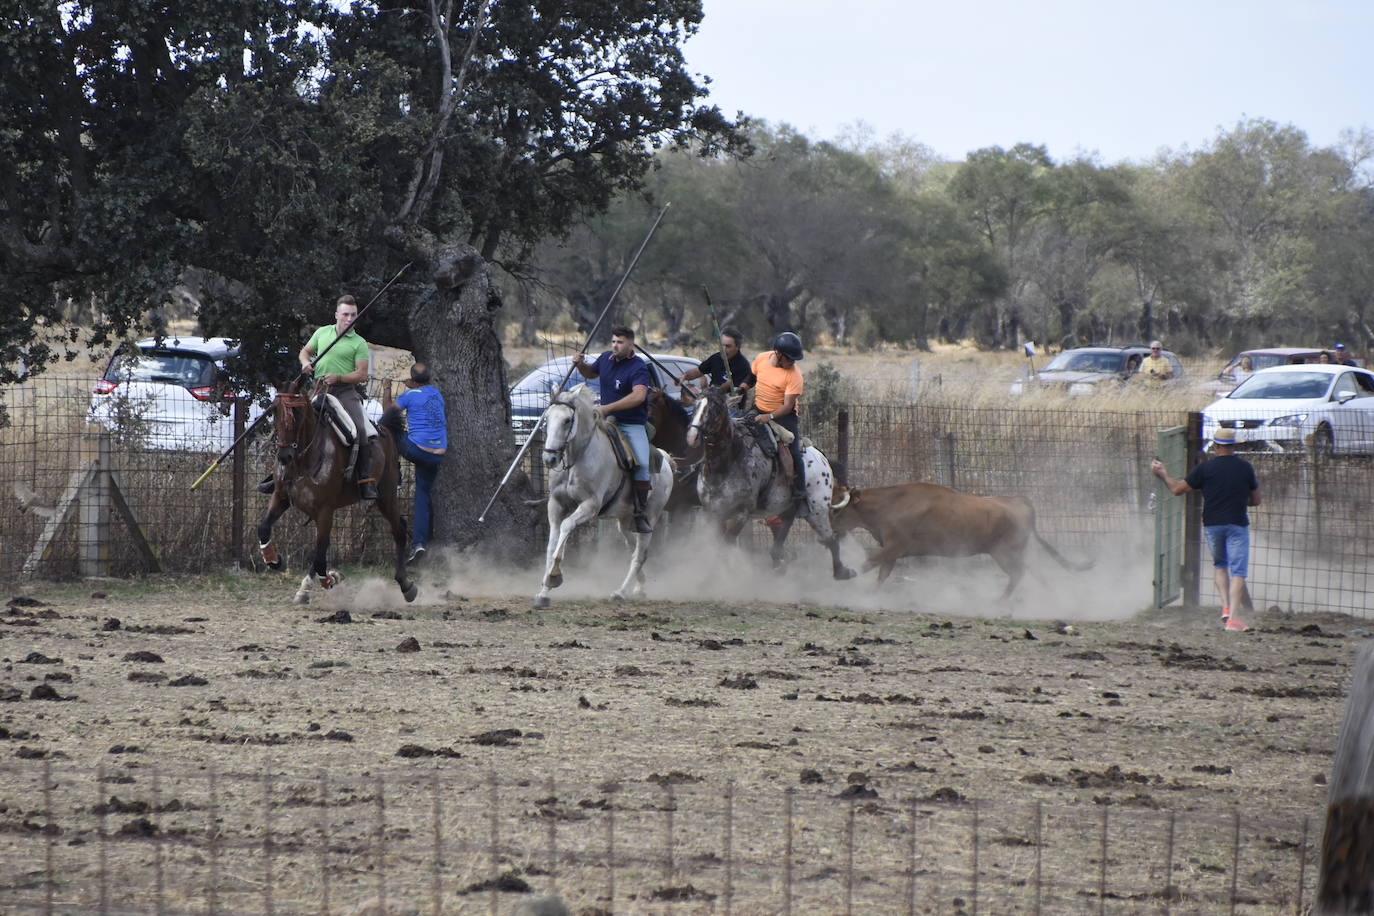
xmin=686 ymin=387 xmax=855 ymax=579
xmin=533 ymin=385 xmax=675 ymax=608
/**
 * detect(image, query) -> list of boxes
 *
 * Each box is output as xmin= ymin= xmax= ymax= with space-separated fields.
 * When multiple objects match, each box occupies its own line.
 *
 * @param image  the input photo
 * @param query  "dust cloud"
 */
xmin=336 ymin=515 xmax=1155 ymax=622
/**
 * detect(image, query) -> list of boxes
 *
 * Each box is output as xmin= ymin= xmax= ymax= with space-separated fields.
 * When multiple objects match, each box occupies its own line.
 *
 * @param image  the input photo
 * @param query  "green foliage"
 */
xmin=803 ymin=361 xmax=851 ymax=427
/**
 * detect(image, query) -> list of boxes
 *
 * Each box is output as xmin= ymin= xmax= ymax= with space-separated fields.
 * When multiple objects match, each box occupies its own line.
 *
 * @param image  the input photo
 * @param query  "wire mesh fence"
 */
xmin=3 ymin=377 xmax=1373 ymax=615
xmin=0 ymin=759 xmax=1322 ymax=914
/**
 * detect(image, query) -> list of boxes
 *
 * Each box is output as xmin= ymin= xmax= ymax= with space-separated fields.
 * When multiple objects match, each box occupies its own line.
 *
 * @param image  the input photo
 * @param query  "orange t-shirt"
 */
xmin=750 ymin=351 xmax=803 ymax=413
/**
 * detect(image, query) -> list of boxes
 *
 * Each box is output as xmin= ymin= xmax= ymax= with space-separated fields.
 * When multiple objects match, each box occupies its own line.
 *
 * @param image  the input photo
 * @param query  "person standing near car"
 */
xmin=1141 ymin=340 xmax=1173 ymax=388
xmin=1151 ymin=426 xmax=1261 ymax=631
xmin=1334 ymin=344 xmax=1358 ymax=367
xmin=300 ymin=294 xmax=377 ymax=499
xmin=751 ymin=331 xmax=810 ymax=517
xmin=572 ymin=326 xmax=656 ymax=534
xmin=680 ymin=327 xmax=754 ymax=404
xmin=382 ymin=362 xmax=446 ymax=565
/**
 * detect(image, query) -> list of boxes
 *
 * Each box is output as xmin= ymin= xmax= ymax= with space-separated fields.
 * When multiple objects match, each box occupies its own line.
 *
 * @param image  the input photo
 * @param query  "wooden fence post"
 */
xmin=1318 ymin=643 xmax=1374 ymax=912
xmin=836 ymin=407 xmax=850 ymax=485
xmin=79 ymin=426 xmax=113 ymax=577
xmin=231 ymin=400 xmax=246 ymax=565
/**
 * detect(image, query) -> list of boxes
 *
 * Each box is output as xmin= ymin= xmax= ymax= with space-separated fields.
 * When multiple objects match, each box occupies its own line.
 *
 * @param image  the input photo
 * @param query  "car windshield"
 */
xmin=1228 ymin=372 xmax=1332 ymax=400
xmin=104 ymin=350 xmax=217 ymax=387
xmin=1043 ymin=352 xmax=1122 ymax=372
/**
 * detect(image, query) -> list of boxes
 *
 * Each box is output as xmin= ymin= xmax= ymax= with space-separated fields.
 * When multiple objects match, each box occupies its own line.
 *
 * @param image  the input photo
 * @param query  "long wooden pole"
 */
xmin=477 ymin=203 xmax=671 ymax=522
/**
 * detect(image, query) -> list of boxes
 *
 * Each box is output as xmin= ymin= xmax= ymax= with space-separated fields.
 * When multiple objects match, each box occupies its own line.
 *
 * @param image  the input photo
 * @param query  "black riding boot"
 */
xmin=356 ymin=440 xmax=379 ymax=500
xmin=631 ymin=480 xmax=654 ymax=534
xmin=257 ymin=475 xmax=276 ymax=494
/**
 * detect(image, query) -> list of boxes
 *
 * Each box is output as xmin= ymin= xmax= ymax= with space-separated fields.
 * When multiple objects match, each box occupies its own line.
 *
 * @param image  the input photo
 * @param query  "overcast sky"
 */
xmin=682 ymin=0 xmax=1373 ymax=164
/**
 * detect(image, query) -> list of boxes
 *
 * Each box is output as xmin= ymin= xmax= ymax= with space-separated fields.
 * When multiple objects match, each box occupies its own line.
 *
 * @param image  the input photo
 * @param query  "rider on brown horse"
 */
xmin=299 ymin=294 xmax=378 ymax=500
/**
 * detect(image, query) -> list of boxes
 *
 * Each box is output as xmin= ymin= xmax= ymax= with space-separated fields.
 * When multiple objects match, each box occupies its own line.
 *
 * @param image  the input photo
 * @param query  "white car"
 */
xmin=509 ymin=353 xmax=700 ymax=445
xmin=1201 ymin=364 xmax=1374 ymax=457
xmin=88 ymin=336 xmax=381 ymax=452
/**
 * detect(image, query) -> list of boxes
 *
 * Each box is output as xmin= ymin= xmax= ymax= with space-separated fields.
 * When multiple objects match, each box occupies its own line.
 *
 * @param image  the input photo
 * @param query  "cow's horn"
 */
xmin=832 ymin=489 xmax=851 ymax=509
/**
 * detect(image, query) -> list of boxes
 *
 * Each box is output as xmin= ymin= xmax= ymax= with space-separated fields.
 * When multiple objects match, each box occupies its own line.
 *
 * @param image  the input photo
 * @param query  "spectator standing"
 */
xmin=1140 ymin=340 xmax=1173 ymax=388
xmin=1151 ymin=426 xmax=1261 ymax=631
xmin=1334 ymin=343 xmax=1358 ymax=366
xmin=382 ymin=362 xmax=446 ymax=565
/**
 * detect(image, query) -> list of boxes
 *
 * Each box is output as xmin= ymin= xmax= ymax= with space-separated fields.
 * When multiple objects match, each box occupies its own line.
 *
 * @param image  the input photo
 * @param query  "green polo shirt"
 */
xmin=307 ymin=325 xmax=370 ymax=377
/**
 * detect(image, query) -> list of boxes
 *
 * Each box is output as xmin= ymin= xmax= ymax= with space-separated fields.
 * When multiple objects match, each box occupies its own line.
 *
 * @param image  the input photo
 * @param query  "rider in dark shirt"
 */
xmin=680 ymin=328 xmax=754 ymax=404
xmin=572 ymin=326 xmax=656 ymax=533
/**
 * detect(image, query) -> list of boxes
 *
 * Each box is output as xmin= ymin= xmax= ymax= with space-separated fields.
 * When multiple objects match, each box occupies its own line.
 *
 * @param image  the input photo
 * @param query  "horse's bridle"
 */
xmin=541 ymin=401 xmax=579 ymax=470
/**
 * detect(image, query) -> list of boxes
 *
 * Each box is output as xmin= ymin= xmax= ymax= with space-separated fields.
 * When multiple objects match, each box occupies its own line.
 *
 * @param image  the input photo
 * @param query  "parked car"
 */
xmin=1010 ymin=344 xmax=1184 ymax=395
xmin=1201 ymin=363 xmax=1374 ymax=457
xmin=1204 ymin=347 xmax=1329 ymax=396
xmin=510 ymin=353 xmax=700 ymax=445
xmin=88 ymin=336 xmax=380 ymax=452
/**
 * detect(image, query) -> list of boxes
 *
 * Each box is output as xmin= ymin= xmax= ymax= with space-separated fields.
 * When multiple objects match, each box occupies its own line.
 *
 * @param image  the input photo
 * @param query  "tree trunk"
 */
xmin=407 ymin=243 xmax=538 ymax=558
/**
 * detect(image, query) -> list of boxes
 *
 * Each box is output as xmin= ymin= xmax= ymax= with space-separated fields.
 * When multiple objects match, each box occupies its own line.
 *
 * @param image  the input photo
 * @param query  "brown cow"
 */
xmin=830 ymin=482 xmax=1092 ymax=597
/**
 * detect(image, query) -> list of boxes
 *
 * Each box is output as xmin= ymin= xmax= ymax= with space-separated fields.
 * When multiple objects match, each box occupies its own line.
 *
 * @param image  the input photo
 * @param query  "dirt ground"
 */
xmin=0 ymin=537 xmax=1361 ymax=912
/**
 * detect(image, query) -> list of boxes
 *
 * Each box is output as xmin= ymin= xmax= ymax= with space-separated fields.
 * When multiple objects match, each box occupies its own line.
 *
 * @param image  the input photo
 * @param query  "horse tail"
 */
xmin=379 ymin=404 xmax=405 ymax=441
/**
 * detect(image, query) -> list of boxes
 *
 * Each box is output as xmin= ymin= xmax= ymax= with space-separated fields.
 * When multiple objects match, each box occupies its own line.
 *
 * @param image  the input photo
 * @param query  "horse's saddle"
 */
xmin=315 ymin=393 xmax=379 ymax=447
xmin=601 ymin=419 xmax=663 ymax=475
xmin=749 ymin=417 xmax=798 ymax=481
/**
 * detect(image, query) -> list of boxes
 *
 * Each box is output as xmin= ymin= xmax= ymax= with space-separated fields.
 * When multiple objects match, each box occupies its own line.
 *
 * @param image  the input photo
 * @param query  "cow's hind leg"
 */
xmin=993 ymin=547 xmax=1025 ymax=599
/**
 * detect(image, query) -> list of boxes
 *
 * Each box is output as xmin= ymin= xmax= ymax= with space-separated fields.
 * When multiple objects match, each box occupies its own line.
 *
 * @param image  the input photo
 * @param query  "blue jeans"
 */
xmin=620 ymin=422 xmax=651 ymax=482
xmin=398 ymin=438 xmax=444 ymax=547
xmin=1204 ymin=524 xmax=1250 ymax=578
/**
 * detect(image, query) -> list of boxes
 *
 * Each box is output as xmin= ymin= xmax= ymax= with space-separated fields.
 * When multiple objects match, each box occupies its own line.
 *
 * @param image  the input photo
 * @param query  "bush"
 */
xmin=805 ymin=361 xmax=851 ymax=426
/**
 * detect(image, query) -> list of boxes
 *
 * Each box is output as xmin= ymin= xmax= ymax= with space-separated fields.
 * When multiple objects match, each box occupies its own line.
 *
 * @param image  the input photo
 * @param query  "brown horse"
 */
xmin=645 ymin=387 xmax=701 ymax=518
xmin=255 ymin=379 xmax=417 ymax=604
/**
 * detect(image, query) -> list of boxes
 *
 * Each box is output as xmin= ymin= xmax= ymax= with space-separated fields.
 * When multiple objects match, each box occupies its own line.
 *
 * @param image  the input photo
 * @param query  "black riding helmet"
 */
xmin=773 ymin=331 xmax=804 ymax=361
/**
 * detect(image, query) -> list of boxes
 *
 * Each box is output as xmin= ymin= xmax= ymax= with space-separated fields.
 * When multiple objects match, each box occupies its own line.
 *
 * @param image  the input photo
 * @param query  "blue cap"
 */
xmin=1334 ymin=343 xmax=1346 ymax=350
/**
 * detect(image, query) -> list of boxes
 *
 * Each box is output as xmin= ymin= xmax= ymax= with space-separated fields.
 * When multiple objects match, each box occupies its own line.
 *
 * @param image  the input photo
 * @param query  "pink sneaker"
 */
xmin=1221 ymin=606 xmax=1230 ymax=620
xmin=1224 ymin=617 xmax=1250 ymax=632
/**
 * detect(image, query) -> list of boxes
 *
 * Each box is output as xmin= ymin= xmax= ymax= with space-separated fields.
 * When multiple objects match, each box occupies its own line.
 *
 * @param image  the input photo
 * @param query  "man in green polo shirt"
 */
xmin=299 ymin=294 xmax=378 ymax=499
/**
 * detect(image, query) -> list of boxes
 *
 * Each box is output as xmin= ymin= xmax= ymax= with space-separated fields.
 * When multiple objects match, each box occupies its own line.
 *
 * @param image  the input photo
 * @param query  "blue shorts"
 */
xmin=1204 ymin=524 xmax=1250 ymax=578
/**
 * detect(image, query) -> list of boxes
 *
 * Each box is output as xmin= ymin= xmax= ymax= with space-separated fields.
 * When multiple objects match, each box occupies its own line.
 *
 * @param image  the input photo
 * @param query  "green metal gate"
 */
xmin=1153 ymin=426 xmax=1187 ymax=608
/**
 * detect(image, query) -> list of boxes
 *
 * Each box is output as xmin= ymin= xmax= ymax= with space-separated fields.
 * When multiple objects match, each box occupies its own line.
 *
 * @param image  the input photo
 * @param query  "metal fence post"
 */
xmin=837 ymin=407 xmax=850 ymax=484
xmin=1184 ymin=412 xmax=1203 ymax=606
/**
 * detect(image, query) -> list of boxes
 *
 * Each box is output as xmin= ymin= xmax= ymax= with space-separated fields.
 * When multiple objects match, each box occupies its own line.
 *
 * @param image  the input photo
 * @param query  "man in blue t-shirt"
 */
xmin=1151 ymin=426 xmax=1261 ymax=630
xmin=383 ymin=362 xmax=446 ymax=565
xmin=572 ymin=326 xmax=655 ymax=533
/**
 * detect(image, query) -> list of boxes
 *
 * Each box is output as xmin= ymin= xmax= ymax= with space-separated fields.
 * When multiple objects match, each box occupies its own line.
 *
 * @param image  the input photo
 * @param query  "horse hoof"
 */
xmin=835 ymin=567 xmax=857 ymax=581
xmin=547 ymin=573 xmax=563 ymax=589
xmin=293 ymin=594 xmax=309 ymax=605
xmin=611 ymin=592 xmax=625 ymax=603
xmin=532 ymin=595 xmax=551 ymax=609
xmin=402 ymin=583 xmax=418 ymax=603
xmin=266 ymin=560 xmax=283 ymax=572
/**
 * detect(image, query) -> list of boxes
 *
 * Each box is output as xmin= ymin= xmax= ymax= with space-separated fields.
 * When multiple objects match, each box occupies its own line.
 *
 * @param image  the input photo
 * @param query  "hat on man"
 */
xmin=1334 ymin=343 xmax=1346 ymax=350
xmin=1149 ymin=340 xmax=1163 ymax=349
xmin=1212 ymin=426 xmax=1238 ymax=446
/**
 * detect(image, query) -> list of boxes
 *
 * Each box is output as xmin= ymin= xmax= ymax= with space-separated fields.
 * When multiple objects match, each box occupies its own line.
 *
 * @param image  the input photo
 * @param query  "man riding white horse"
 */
xmin=572 ymin=326 xmax=656 ymax=533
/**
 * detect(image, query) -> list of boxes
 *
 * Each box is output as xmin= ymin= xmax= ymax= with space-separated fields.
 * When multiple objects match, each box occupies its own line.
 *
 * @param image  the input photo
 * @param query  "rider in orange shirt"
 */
xmin=750 ymin=332 xmax=809 ymax=517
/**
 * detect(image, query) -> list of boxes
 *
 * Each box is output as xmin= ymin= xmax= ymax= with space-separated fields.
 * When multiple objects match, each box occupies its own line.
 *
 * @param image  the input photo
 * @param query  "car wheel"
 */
xmin=1313 ymin=425 xmax=1335 ymax=461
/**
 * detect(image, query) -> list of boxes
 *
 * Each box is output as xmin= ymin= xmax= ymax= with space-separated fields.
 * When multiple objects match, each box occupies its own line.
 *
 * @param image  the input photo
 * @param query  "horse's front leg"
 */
xmin=613 ymin=531 xmax=653 ymax=601
xmin=255 ymin=490 xmax=291 ymax=570
xmin=310 ymin=508 xmax=342 ymax=590
xmin=533 ymin=498 xmax=598 ymax=608
xmin=769 ymin=513 xmax=798 ymax=570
